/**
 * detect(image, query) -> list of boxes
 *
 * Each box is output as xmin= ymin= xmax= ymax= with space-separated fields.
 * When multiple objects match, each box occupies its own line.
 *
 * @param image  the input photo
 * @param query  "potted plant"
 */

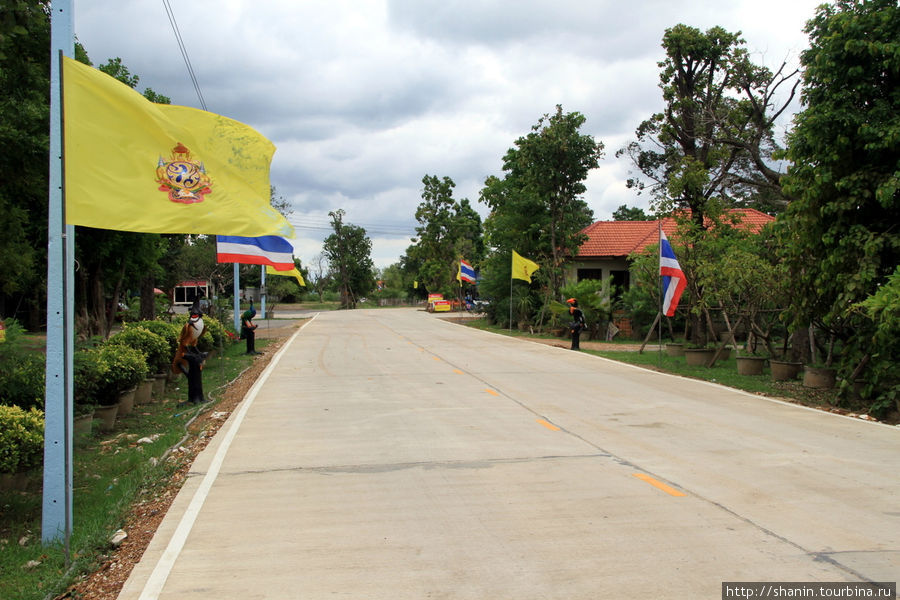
xmin=74 ymin=348 xmax=109 ymax=434
xmin=0 ymin=405 xmax=44 ymax=490
xmin=683 ymin=345 xmax=717 ymax=366
xmin=735 ymin=354 xmax=767 ymax=376
xmin=133 ymin=320 xmax=180 ymax=396
xmin=770 ymin=359 xmax=803 ymax=381
xmin=96 ymin=344 xmax=148 ymax=418
xmin=803 ymin=364 xmax=837 ymax=389
xmin=665 ymin=341 xmax=685 ymax=357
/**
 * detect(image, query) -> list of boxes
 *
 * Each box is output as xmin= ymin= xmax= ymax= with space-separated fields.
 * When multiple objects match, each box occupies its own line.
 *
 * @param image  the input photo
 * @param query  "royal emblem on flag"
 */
xmin=156 ymin=143 xmax=212 ymax=204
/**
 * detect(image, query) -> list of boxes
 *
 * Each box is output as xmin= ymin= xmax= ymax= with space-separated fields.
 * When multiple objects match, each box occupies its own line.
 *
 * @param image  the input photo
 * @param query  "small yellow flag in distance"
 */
xmin=511 ymin=250 xmax=540 ymax=283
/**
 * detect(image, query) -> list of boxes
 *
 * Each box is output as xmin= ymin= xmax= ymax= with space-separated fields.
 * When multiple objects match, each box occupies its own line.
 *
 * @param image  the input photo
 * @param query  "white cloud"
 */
xmin=73 ymin=0 xmax=822 ymax=268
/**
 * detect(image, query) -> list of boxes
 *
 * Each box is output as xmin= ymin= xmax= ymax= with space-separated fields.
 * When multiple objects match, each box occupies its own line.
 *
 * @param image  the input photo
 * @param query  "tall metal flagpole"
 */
xmin=233 ymin=263 xmax=240 ymax=332
xmin=43 ymin=0 xmax=75 ymax=547
xmin=261 ymin=264 xmax=267 ymax=318
xmin=658 ymin=220 xmax=663 ymax=367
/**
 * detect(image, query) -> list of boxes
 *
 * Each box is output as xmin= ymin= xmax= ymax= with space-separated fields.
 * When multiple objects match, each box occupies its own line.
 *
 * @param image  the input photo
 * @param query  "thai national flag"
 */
xmin=659 ymin=229 xmax=687 ymax=317
xmin=216 ymin=235 xmax=294 ymax=270
xmin=459 ymin=259 xmax=477 ymax=283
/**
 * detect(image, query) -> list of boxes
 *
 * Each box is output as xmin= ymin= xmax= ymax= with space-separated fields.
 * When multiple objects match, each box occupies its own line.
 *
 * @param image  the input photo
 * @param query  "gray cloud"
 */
xmin=73 ymin=0 xmax=820 ymax=268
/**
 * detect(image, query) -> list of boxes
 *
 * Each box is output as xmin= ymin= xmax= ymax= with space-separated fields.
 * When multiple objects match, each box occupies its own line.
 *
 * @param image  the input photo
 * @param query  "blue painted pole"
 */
xmin=233 ymin=263 xmax=240 ymax=332
xmin=42 ymin=0 xmax=74 ymax=546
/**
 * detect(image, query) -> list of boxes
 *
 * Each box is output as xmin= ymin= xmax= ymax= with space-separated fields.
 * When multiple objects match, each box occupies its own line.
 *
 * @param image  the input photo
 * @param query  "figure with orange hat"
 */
xmin=566 ymin=298 xmax=586 ymax=350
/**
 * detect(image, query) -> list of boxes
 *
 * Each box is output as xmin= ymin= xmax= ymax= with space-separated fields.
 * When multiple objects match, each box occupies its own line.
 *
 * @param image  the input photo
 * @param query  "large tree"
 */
xmin=480 ymin=105 xmax=602 ymax=300
xmin=777 ymin=0 xmax=899 ymax=399
xmin=323 ymin=209 xmax=374 ymax=309
xmin=407 ymin=174 xmax=483 ymax=296
xmin=618 ymin=25 xmax=797 ymax=225
xmin=0 ymin=1 xmax=50 ymax=327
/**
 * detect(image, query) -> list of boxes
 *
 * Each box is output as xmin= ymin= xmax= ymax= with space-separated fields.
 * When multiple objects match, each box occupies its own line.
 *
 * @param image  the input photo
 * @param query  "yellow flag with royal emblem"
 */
xmin=511 ymin=250 xmax=539 ymax=283
xmin=62 ymin=57 xmax=293 ymax=237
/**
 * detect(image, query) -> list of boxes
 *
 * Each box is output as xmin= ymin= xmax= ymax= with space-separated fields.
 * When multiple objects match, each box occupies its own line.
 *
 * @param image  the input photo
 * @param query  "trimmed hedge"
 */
xmin=0 ymin=406 xmax=44 ymax=474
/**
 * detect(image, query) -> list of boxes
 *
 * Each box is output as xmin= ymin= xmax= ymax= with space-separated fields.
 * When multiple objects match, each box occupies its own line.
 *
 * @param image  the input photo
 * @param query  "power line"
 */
xmin=288 ymin=215 xmax=418 ymax=238
xmin=161 ymin=0 xmax=206 ymax=111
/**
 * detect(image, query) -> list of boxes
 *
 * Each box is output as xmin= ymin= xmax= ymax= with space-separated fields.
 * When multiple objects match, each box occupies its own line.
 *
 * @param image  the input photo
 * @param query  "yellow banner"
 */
xmin=62 ymin=57 xmax=292 ymax=237
xmin=511 ymin=250 xmax=539 ymax=283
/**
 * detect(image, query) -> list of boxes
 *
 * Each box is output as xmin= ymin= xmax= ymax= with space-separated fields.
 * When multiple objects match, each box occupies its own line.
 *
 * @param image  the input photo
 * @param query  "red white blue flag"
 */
xmin=659 ymin=229 xmax=687 ymax=317
xmin=216 ymin=235 xmax=294 ymax=270
xmin=458 ymin=259 xmax=476 ymax=283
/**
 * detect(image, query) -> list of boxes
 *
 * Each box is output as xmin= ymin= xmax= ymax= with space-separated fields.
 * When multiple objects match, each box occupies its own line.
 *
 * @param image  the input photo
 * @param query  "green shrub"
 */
xmin=131 ymin=319 xmax=179 ymax=357
xmin=172 ymin=314 xmax=228 ymax=351
xmin=73 ymin=348 xmax=108 ymax=415
xmin=95 ymin=344 xmax=148 ymax=404
xmin=0 ymin=353 xmax=45 ymax=411
xmin=0 ymin=406 xmax=44 ymax=474
xmin=112 ymin=325 xmax=170 ymax=374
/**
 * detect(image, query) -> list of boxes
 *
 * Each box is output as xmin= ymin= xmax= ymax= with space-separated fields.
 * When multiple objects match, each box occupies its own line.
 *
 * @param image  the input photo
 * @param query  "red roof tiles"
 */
xmin=576 ymin=208 xmax=775 ymax=258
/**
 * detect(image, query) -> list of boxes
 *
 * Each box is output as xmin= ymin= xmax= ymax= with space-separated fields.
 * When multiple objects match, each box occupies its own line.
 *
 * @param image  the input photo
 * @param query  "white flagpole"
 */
xmin=658 ymin=221 xmax=663 ymax=366
xmin=261 ymin=265 xmax=267 ymax=318
xmin=43 ymin=0 xmax=75 ymax=548
xmin=233 ymin=263 xmax=240 ymax=332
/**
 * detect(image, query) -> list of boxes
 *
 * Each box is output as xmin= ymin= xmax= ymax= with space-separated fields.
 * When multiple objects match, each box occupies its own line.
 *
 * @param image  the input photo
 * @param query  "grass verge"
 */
xmin=462 ymin=318 xmax=850 ymax=413
xmin=0 ymin=339 xmax=266 ymax=600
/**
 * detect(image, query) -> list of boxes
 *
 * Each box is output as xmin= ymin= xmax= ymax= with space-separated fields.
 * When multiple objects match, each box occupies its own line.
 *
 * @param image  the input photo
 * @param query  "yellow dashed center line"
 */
xmin=453 ymin=369 xmax=464 ymax=375
xmin=536 ymin=418 xmax=560 ymax=431
xmin=632 ymin=473 xmax=686 ymax=497
xmin=484 ymin=389 xmax=499 ymax=396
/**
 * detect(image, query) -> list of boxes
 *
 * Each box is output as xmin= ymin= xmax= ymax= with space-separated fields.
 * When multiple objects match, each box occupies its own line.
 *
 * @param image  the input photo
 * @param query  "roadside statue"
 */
xmin=172 ymin=303 xmax=208 ymax=404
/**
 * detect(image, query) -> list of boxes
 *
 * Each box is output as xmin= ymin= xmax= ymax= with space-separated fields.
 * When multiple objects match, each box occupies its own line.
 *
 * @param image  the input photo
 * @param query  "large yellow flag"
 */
xmin=266 ymin=264 xmax=306 ymax=287
xmin=511 ymin=250 xmax=540 ymax=282
xmin=62 ymin=57 xmax=292 ymax=237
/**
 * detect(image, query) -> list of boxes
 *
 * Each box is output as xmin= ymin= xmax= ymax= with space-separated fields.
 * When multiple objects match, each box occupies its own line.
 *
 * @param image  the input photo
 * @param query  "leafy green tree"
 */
xmin=407 ymin=175 xmax=483 ymax=297
xmin=612 ymin=205 xmax=651 ymax=221
xmin=777 ymin=0 xmax=899 ymax=399
xmin=617 ymin=25 xmax=794 ymax=226
xmin=480 ymin=105 xmax=603 ymax=303
xmin=323 ymin=209 xmax=374 ymax=309
xmin=0 ymin=1 xmax=50 ymax=326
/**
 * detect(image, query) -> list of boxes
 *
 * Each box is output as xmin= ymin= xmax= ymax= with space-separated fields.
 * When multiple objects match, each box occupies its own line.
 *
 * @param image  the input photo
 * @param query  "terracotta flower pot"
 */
xmin=770 ymin=360 xmax=802 ymax=381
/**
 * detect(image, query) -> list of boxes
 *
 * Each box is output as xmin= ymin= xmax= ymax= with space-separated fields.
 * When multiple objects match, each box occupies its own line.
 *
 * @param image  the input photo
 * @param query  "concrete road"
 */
xmin=119 ymin=308 xmax=899 ymax=599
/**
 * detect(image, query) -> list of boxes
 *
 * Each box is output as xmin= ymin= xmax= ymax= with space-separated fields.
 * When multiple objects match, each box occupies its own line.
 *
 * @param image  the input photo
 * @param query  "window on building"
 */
xmin=577 ymin=268 xmax=604 ymax=282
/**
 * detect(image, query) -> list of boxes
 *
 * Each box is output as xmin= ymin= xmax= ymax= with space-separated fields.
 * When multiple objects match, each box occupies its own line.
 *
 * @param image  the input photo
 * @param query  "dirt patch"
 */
xmin=57 ymin=320 xmax=303 ymax=600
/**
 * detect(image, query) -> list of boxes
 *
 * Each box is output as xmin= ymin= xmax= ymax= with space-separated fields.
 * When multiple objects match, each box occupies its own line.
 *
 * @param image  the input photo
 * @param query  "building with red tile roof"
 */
xmin=566 ymin=208 xmax=775 ymax=290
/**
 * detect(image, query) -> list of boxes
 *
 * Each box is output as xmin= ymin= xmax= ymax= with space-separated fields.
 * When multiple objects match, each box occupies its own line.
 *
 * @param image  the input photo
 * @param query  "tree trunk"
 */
xmin=140 ymin=275 xmax=156 ymax=320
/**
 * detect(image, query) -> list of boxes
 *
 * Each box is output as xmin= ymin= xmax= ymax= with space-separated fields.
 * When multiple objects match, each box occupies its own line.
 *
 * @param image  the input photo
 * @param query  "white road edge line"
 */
xmin=137 ymin=314 xmax=318 ymax=600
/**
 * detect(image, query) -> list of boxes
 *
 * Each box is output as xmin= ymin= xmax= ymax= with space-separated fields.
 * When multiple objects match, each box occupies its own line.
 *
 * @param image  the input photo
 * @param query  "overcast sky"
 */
xmin=73 ymin=0 xmax=823 ymax=269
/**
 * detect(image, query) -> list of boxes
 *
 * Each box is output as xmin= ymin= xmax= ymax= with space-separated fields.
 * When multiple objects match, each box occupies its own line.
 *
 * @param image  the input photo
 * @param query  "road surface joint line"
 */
xmin=135 ymin=315 xmax=317 ymax=599
xmin=214 ymin=453 xmax=612 ymax=477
